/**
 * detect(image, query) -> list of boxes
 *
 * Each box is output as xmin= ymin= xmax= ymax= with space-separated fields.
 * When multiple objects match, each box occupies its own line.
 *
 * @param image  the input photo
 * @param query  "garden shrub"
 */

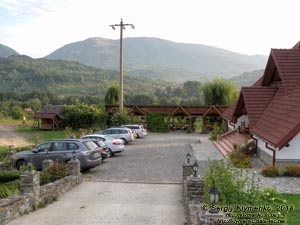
xmin=205 ymin=160 xmax=289 ymax=222
xmin=0 ymin=171 xmax=21 ymax=182
xmin=285 ymin=165 xmax=300 ymax=177
xmin=0 ymin=180 xmax=20 ymax=199
xmin=205 ymin=160 xmax=260 ymax=205
xmin=261 ymin=166 xmax=280 ymax=177
xmin=228 ymin=150 xmax=252 ymax=168
xmin=40 ymin=162 xmax=68 ymax=185
xmin=146 ymin=113 xmax=169 ymax=132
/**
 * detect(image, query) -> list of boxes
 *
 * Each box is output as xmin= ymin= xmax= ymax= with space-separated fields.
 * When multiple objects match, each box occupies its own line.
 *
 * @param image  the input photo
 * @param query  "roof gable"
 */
xmin=261 ymin=49 xmax=300 ymax=94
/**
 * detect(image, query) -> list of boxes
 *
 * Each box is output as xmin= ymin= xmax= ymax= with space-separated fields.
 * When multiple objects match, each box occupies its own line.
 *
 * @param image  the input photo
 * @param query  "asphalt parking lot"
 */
xmin=7 ymin=132 xmax=201 ymax=225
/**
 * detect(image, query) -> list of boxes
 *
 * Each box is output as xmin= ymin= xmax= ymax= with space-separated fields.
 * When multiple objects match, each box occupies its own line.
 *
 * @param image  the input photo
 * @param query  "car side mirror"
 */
xmin=32 ymin=149 xmax=38 ymax=153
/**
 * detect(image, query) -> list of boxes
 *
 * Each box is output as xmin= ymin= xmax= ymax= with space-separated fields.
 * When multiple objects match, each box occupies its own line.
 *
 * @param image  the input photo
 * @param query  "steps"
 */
xmin=213 ymin=130 xmax=252 ymax=157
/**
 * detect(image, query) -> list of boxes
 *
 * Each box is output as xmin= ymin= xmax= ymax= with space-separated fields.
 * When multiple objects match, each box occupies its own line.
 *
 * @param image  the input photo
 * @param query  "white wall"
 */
xmin=226 ymin=114 xmax=249 ymax=131
xmin=256 ymin=133 xmax=300 ymax=160
xmin=236 ymin=114 xmax=249 ymax=127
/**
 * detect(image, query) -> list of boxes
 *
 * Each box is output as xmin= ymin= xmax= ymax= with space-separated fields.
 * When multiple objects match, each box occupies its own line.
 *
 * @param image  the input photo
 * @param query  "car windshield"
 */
xmin=96 ymin=141 xmax=106 ymax=147
xmin=83 ymin=141 xmax=98 ymax=150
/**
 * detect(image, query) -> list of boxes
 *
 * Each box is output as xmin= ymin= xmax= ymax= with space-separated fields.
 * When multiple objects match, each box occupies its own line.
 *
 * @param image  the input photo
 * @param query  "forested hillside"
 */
xmin=229 ymin=70 xmax=264 ymax=88
xmin=0 ymin=55 xmax=168 ymax=98
xmin=46 ymin=37 xmax=268 ymax=82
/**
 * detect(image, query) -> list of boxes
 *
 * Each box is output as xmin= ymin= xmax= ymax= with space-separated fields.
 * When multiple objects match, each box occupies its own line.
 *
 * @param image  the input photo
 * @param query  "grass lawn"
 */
xmin=281 ymin=194 xmax=300 ymax=225
xmin=16 ymin=125 xmax=69 ymax=144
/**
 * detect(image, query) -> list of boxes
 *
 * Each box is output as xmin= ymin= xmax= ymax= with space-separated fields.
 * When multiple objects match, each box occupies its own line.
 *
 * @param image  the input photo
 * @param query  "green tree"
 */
xmin=11 ymin=105 xmax=23 ymax=119
xmin=26 ymin=98 xmax=42 ymax=112
xmin=203 ymin=78 xmax=238 ymax=105
xmin=105 ymin=85 xmax=119 ymax=105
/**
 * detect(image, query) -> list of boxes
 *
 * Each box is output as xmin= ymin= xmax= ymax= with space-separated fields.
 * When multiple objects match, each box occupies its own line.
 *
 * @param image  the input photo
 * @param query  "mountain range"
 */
xmin=45 ymin=37 xmax=268 ymax=82
xmin=0 ymin=37 xmax=267 ymax=85
xmin=0 ymin=44 xmax=19 ymax=57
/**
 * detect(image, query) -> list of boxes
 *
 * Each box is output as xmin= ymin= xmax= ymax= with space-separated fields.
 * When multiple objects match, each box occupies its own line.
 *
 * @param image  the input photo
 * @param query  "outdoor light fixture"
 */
xmin=72 ymin=150 xmax=76 ymax=160
xmin=209 ymin=180 xmax=220 ymax=214
xmin=186 ymin=152 xmax=191 ymax=164
xmin=192 ymin=161 xmax=199 ymax=179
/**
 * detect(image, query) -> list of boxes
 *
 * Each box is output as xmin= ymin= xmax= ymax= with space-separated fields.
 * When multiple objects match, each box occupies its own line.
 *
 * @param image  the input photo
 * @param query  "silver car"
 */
xmin=82 ymin=134 xmax=125 ymax=156
xmin=98 ymin=127 xmax=135 ymax=144
xmin=13 ymin=139 xmax=102 ymax=171
xmin=122 ymin=125 xmax=147 ymax=138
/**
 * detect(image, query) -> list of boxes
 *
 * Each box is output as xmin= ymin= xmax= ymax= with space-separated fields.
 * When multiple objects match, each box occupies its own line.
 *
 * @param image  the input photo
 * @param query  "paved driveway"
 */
xmin=7 ymin=132 xmax=201 ymax=225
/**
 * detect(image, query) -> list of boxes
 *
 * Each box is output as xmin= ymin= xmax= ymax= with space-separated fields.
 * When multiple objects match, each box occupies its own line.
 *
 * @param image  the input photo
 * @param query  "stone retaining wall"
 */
xmin=0 ymin=159 xmax=82 ymax=225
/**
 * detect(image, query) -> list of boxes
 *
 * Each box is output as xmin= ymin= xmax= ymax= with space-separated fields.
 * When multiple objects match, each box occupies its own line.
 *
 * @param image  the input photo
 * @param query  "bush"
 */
xmin=0 ymin=171 xmax=21 ymax=183
xmin=0 ymin=180 xmax=20 ymax=199
xmin=228 ymin=150 xmax=252 ymax=168
xmin=146 ymin=113 xmax=169 ymax=132
xmin=284 ymin=165 xmax=300 ymax=177
xmin=205 ymin=160 xmax=260 ymax=205
xmin=40 ymin=162 xmax=68 ymax=185
xmin=209 ymin=123 xmax=225 ymax=141
xmin=261 ymin=166 xmax=279 ymax=177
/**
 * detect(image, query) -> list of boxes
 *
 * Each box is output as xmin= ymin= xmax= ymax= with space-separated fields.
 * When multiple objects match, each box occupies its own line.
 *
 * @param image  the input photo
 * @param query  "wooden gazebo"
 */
xmin=32 ymin=105 xmax=64 ymax=130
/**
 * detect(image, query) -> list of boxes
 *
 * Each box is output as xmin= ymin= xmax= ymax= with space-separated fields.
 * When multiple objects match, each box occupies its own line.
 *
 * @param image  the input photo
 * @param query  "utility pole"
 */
xmin=110 ymin=18 xmax=135 ymax=113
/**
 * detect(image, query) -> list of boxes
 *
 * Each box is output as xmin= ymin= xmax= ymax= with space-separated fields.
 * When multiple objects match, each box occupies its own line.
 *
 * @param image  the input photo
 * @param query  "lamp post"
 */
xmin=110 ymin=19 xmax=135 ymax=113
xmin=186 ymin=152 xmax=191 ymax=164
xmin=209 ymin=180 xmax=220 ymax=214
xmin=192 ymin=161 xmax=199 ymax=181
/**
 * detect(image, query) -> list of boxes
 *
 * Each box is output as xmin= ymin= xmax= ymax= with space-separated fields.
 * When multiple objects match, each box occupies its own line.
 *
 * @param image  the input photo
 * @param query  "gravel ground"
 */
xmin=84 ymin=132 xmax=201 ymax=183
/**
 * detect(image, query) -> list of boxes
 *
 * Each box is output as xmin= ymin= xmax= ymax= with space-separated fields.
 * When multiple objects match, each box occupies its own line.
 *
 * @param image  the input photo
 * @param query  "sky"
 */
xmin=1 ymin=0 xmax=300 ymax=58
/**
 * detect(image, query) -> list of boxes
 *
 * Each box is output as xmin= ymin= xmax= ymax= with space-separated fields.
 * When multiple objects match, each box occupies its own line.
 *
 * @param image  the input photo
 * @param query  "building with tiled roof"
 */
xmin=222 ymin=42 xmax=300 ymax=166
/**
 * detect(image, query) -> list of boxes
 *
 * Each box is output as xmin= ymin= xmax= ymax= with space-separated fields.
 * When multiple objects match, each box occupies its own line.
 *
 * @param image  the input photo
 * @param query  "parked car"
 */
xmin=13 ymin=139 xmax=102 ymax=171
xmin=82 ymin=134 xmax=124 ymax=155
xmin=90 ymin=139 xmax=110 ymax=159
xmin=97 ymin=127 xmax=135 ymax=144
xmin=122 ymin=125 xmax=147 ymax=138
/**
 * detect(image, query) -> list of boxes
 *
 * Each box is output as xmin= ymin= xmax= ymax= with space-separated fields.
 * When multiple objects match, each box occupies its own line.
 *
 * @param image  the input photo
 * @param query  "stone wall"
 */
xmin=0 ymin=159 xmax=82 ymax=225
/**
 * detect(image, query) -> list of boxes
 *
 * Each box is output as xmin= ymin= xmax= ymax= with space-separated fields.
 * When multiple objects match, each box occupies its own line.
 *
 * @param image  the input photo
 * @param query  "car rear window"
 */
xmin=67 ymin=143 xmax=79 ymax=150
xmin=83 ymin=141 xmax=98 ymax=150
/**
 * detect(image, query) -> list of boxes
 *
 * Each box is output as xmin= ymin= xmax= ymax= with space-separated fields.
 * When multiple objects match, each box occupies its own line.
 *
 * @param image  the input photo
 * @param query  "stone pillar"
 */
xmin=6 ymin=150 xmax=15 ymax=168
xmin=20 ymin=170 xmax=40 ymax=208
xmin=186 ymin=176 xmax=205 ymax=203
xmin=42 ymin=159 xmax=53 ymax=171
xmin=182 ymin=162 xmax=193 ymax=182
xmin=68 ymin=159 xmax=81 ymax=176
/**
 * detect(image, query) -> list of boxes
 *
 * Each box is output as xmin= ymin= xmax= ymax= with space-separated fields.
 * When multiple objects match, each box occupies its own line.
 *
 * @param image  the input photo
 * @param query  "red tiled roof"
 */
xmin=252 ymin=76 xmax=263 ymax=86
xmin=222 ymin=102 xmax=237 ymax=121
xmin=241 ymin=87 xmax=277 ymax=127
xmin=270 ymin=49 xmax=300 ymax=94
xmin=251 ymin=83 xmax=300 ymax=148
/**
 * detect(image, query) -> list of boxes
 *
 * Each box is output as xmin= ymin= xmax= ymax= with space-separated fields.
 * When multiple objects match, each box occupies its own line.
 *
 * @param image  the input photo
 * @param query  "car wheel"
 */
xmin=121 ymin=138 xmax=127 ymax=145
xmin=16 ymin=160 xmax=27 ymax=170
xmin=108 ymin=149 xmax=114 ymax=157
